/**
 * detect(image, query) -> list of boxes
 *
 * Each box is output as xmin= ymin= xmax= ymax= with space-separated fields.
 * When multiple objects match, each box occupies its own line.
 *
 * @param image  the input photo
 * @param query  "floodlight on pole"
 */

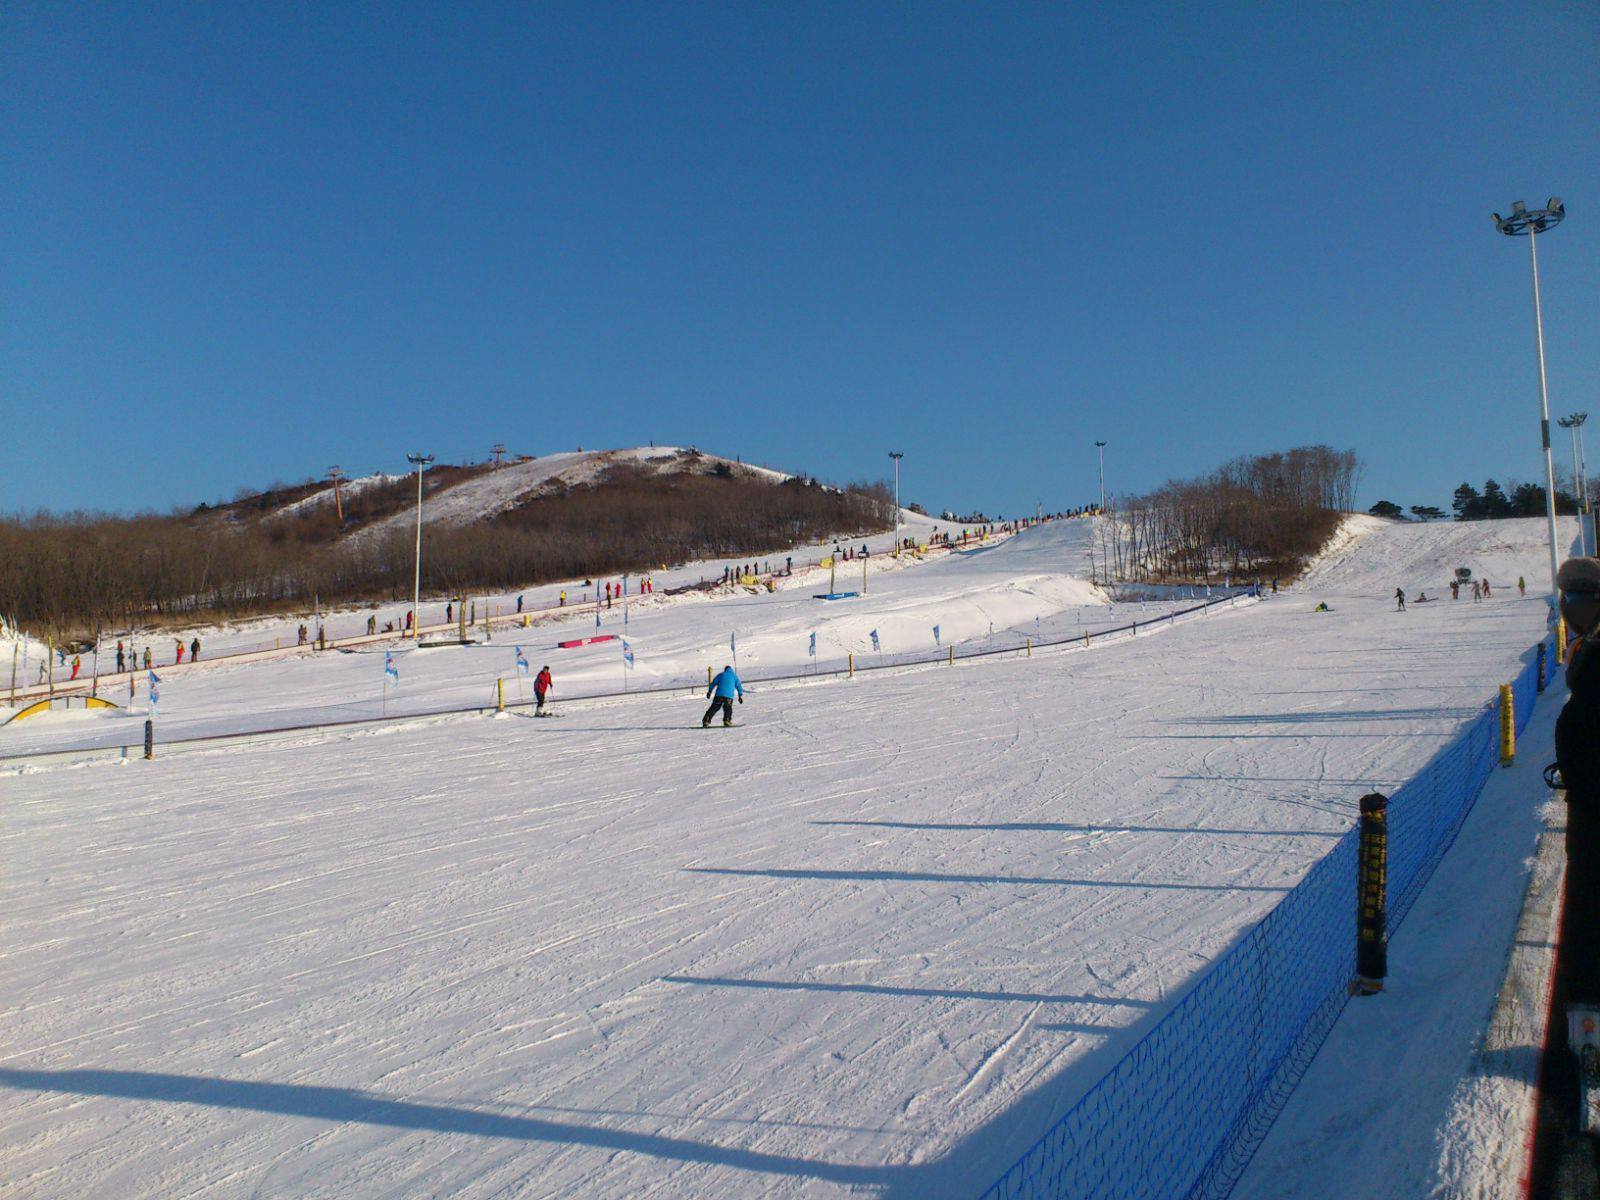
xmin=1493 ymin=197 xmax=1565 ymax=596
xmin=1560 ymin=412 xmax=1589 ymax=555
xmin=1094 ymin=441 xmax=1107 ymax=512
xmin=406 ymin=453 xmax=435 ymax=638
xmin=889 ymin=452 xmax=904 ymax=557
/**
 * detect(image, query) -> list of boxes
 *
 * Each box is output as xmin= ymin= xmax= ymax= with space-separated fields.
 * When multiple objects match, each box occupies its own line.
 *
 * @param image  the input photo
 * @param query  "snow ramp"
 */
xmin=1297 ymin=514 xmax=1581 ymax=597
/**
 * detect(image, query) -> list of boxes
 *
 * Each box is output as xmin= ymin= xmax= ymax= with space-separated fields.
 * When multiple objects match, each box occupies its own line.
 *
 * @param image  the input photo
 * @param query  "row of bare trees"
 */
xmin=1091 ymin=446 xmax=1361 ymax=583
xmin=0 ymin=470 xmax=895 ymax=639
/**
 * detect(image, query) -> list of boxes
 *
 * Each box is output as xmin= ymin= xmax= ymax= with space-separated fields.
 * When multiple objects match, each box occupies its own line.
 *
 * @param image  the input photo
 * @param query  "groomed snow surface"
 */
xmin=1 ymin=516 xmax=1572 ymax=1198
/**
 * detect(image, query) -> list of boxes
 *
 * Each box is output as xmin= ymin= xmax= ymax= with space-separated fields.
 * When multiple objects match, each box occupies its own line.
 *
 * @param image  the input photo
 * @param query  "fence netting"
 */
xmin=981 ymin=634 xmax=1553 ymax=1200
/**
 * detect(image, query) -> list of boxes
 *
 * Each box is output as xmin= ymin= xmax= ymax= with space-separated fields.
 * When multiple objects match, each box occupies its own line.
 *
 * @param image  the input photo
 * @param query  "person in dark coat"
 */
xmin=1553 ymin=558 xmax=1600 ymax=1101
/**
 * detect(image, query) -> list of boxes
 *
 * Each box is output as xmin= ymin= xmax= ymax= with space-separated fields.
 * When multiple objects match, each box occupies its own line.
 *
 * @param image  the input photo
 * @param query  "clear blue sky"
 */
xmin=3 ymin=3 xmax=1597 ymax=519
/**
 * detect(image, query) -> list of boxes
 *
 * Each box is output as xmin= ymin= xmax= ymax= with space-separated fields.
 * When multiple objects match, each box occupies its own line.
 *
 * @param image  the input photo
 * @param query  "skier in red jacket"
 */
xmin=534 ymin=666 xmax=553 ymax=716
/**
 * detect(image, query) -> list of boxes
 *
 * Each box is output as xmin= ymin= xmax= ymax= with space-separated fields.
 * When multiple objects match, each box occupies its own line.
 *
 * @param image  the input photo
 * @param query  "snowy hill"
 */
xmin=1296 ymin=514 xmax=1580 ymax=595
xmin=303 ymin=447 xmax=797 ymax=541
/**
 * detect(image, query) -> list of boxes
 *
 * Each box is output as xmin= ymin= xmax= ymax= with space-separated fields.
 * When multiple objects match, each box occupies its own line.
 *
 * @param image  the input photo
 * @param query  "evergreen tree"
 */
xmin=1368 ymin=499 xmax=1404 ymax=518
xmin=1481 ymin=479 xmax=1513 ymax=518
xmin=1452 ymin=482 xmax=1482 ymax=520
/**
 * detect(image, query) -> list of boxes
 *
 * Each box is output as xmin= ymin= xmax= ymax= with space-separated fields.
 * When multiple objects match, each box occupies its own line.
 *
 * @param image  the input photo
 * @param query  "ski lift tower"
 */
xmin=491 ymin=443 xmax=507 ymax=468
xmin=327 ymin=465 xmax=345 ymax=522
xmin=1493 ymin=197 xmax=1566 ymax=597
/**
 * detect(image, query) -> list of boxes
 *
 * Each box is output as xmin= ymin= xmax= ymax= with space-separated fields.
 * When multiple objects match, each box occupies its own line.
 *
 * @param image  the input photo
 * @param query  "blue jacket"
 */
xmin=708 ymin=668 xmax=744 ymax=699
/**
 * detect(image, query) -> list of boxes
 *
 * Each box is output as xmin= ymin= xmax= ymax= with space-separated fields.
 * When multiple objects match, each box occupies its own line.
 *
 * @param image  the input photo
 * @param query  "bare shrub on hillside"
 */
xmin=0 ymin=471 xmax=895 ymax=637
xmin=1092 ymin=445 xmax=1359 ymax=583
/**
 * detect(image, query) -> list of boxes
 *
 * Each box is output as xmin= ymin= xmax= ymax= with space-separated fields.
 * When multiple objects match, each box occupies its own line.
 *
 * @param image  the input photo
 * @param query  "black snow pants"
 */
xmin=703 ymin=697 xmax=733 ymax=725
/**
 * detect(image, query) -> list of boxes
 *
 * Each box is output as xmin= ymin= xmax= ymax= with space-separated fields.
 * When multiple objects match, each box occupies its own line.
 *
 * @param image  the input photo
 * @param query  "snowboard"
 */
xmin=699 ymin=723 xmax=741 ymax=729
xmin=1568 ymin=1005 xmax=1600 ymax=1134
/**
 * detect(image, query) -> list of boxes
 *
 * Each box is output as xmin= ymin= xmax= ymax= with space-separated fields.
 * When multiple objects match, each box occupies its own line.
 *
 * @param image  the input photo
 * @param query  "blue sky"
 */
xmin=3 ymin=3 xmax=1597 ymax=519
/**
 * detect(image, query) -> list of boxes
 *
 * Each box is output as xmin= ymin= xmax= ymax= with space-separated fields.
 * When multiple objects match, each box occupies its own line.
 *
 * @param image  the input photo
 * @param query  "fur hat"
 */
xmin=1559 ymin=558 xmax=1600 ymax=636
xmin=1558 ymin=558 xmax=1600 ymax=594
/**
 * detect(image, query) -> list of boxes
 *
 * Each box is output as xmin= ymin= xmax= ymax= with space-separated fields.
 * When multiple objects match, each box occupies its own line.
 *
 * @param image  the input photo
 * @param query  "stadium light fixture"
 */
xmin=1494 ymin=197 xmax=1565 ymax=596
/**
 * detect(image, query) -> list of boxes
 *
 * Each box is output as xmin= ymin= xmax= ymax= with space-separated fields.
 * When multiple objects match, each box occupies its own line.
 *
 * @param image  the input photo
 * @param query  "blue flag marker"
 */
xmin=933 ymin=624 xmax=941 ymax=646
xmin=515 ymin=646 xmax=530 ymax=675
xmin=384 ymin=652 xmax=399 ymax=683
xmin=622 ymin=639 xmax=634 ymax=668
xmin=869 ymin=629 xmax=880 ymax=652
xmin=808 ymin=632 xmax=817 ymax=658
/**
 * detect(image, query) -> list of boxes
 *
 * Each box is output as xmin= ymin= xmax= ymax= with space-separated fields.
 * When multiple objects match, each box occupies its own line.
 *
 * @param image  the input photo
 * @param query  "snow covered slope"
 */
xmin=0 ymin=516 xmax=1571 ymax=1199
xmin=1297 ymin=514 xmax=1570 ymax=596
xmin=348 ymin=447 xmax=792 ymax=540
xmin=0 ymin=519 xmax=1104 ymax=755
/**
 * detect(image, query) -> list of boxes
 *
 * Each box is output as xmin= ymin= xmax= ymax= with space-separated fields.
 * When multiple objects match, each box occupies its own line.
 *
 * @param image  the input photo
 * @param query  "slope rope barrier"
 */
xmin=978 ymin=632 xmax=1553 ymax=1200
xmin=1 ymin=589 xmax=1258 ymax=765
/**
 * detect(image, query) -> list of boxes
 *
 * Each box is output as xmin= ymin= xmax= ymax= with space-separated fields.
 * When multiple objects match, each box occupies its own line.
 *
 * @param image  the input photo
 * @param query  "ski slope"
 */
xmin=0 ymin=519 xmax=1113 ymax=757
xmin=0 ymin=495 xmax=952 ymax=689
xmin=0 ymin=517 xmax=1572 ymax=1198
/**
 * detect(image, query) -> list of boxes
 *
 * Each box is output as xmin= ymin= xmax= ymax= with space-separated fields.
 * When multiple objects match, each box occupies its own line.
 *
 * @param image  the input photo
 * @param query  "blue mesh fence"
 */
xmin=980 ymin=632 xmax=1554 ymax=1200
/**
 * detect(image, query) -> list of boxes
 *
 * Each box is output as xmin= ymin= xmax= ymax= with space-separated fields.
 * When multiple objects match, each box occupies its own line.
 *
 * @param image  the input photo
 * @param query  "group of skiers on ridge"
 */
xmin=1394 ymin=575 xmax=1523 ymax=611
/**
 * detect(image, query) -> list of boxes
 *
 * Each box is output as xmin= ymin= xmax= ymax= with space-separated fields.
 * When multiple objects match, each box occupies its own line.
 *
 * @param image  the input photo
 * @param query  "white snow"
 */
xmin=0 ymin=516 xmax=1575 ymax=1198
xmin=268 ymin=471 xmax=406 ymax=519
xmin=346 ymin=446 xmax=791 ymax=542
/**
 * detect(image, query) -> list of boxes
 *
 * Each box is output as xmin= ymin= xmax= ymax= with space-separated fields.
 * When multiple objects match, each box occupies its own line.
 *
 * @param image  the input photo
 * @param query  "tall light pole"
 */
xmin=1094 ymin=441 xmax=1107 ymax=512
xmin=1494 ymin=198 xmax=1565 ymax=596
xmin=406 ymin=452 xmax=434 ymax=637
xmin=1560 ymin=412 xmax=1589 ymax=555
xmin=888 ymin=451 xmax=904 ymax=557
xmin=1575 ymin=414 xmax=1590 ymax=554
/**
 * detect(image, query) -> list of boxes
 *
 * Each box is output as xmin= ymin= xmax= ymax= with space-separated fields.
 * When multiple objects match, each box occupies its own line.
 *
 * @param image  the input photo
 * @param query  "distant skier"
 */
xmin=702 ymin=665 xmax=744 ymax=727
xmin=175 ymin=639 xmax=184 ymax=664
xmin=447 ymin=602 xmax=453 ymax=623
xmin=1451 ymin=581 xmax=1460 ymax=600
xmin=1483 ymin=579 xmax=1493 ymax=598
xmin=1395 ymin=588 xmax=1406 ymax=611
xmin=70 ymin=654 xmax=81 ymax=679
xmin=559 ymin=590 xmax=567 ymax=607
xmin=143 ymin=647 xmax=151 ymax=669
xmin=1519 ymin=576 xmax=1527 ymax=597
xmin=1472 ymin=581 xmax=1483 ymax=602
xmin=534 ymin=665 xmax=553 ymax=715
xmin=298 ymin=623 xmax=308 ymax=645
xmin=190 ymin=637 xmax=200 ymax=661
xmin=516 ymin=595 xmax=523 ymax=614
xmin=116 ymin=644 xmax=126 ymax=672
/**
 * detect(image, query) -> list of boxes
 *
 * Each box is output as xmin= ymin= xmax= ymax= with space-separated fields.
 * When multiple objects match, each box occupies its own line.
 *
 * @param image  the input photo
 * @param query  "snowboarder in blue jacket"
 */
xmin=703 ymin=665 xmax=744 ymax=727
